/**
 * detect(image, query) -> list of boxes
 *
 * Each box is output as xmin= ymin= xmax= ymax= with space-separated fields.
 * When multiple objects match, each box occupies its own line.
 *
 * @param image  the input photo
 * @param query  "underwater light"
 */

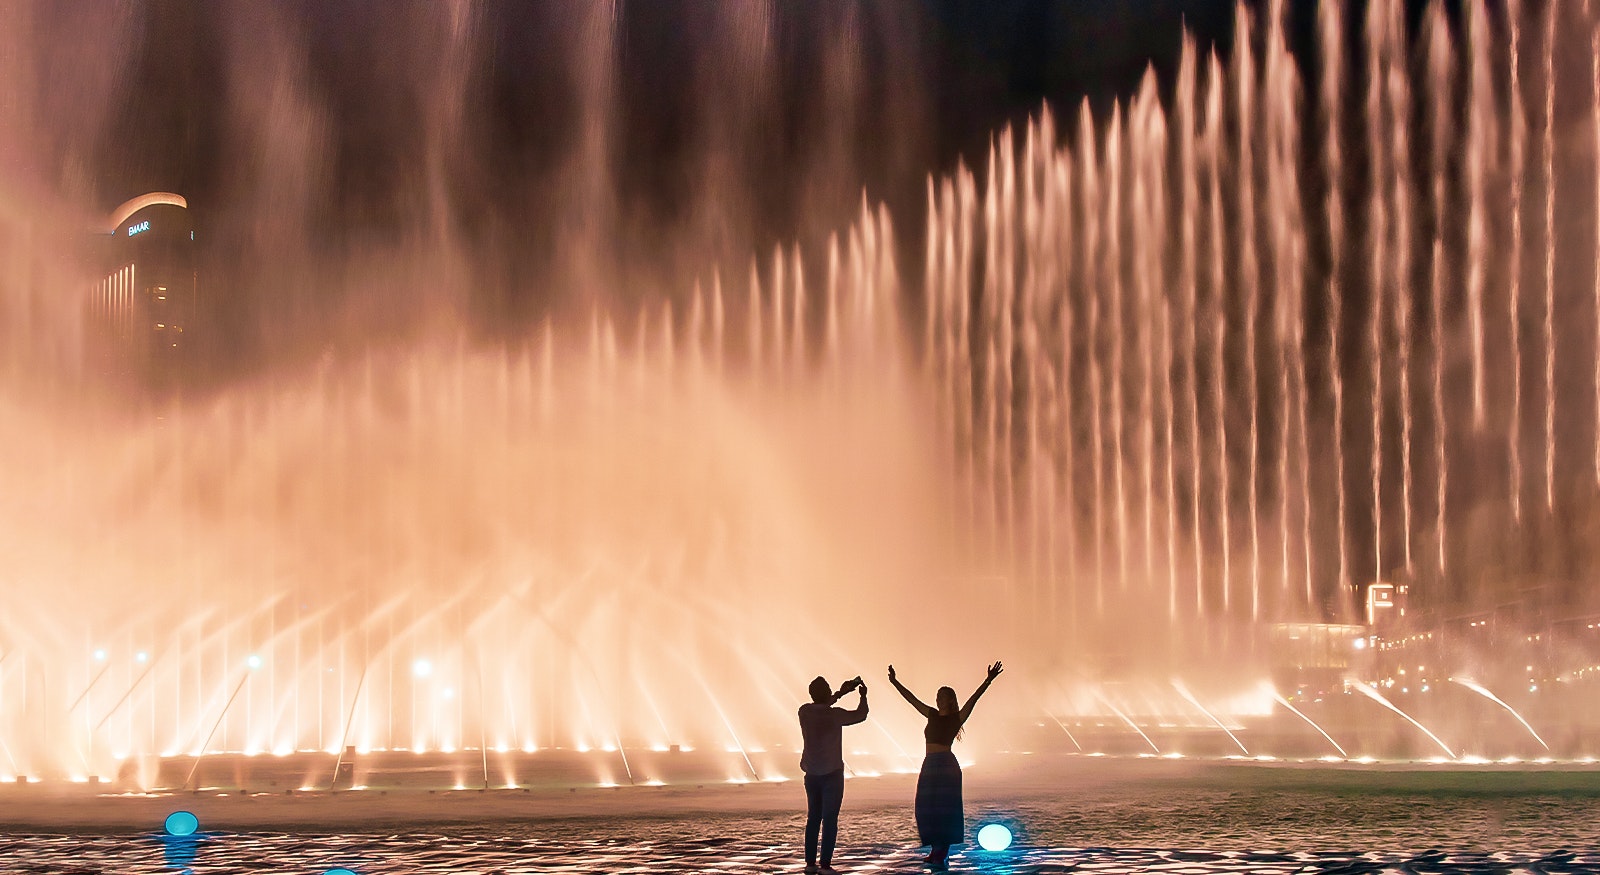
xmin=163 ymin=810 xmax=199 ymax=837
xmin=977 ymin=823 xmax=1013 ymax=851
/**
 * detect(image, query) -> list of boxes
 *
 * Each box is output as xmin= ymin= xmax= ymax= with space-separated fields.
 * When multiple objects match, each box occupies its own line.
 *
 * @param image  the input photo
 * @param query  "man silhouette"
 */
xmin=798 ymin=674 xmax=868 ymax=874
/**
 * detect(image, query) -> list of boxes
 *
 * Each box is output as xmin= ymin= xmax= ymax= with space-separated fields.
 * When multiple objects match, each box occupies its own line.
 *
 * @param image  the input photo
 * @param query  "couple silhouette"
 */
xmin=797 ymin=661 xmax=1004 ymax=873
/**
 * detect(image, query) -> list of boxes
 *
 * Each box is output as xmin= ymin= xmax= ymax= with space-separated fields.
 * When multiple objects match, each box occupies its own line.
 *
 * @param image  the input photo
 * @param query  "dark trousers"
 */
xmin=804 ymin=769 xmax=846 ymax=865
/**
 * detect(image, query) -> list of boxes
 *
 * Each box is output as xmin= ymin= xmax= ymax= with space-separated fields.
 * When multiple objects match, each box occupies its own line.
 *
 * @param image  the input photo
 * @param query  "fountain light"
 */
xmin=135 ymin=651 xmax=148 ymax=663
xmin=163 ymin=810 xmax=199 ymax=837
xmin=413 ymin=659 xmax=432 ymax=678
xmin=977 ymin=823 xmax=1014 ymax=852
xmin=92 ymin=649 xmax=107 ymax=661
xmin=246 ymin=655 xmax=262 ymax=670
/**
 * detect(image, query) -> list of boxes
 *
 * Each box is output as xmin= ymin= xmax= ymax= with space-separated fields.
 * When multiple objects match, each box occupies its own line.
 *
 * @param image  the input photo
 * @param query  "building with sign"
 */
xmin=88 ymin=192 xmax=196 ymax=377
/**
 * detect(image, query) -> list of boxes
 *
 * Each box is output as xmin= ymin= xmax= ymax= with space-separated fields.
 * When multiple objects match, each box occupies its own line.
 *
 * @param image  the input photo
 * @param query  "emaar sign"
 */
xmin=127 ymin=220 xmax=150 ymax=237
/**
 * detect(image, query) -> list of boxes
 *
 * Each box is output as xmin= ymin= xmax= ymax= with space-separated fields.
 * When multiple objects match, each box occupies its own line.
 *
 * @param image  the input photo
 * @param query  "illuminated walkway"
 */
xmin=3 ymin=832 xmax=1599 ymax=874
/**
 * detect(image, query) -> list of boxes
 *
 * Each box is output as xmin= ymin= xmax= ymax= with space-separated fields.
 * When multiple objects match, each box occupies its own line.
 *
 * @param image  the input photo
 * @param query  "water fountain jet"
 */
xmin=1349 ymin=681 xmax=1454 ymax=760
xmin=1271 ymin=692 xmax=1347 ymax=759
xmin=1448 ymin=678 xmax=1550 ymax=752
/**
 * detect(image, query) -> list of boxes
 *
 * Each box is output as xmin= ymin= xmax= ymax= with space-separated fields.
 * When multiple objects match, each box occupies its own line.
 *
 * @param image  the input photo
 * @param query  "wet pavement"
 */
xmin=3 ymin=760 xmax=1599 ymax=873
xmin=3 ymin=829 xmax=1600 ymax=875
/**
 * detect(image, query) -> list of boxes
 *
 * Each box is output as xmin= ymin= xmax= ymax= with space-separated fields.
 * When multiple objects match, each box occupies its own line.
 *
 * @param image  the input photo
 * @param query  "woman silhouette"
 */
xmin=887 ymin=661 xmax=1003 ymax=870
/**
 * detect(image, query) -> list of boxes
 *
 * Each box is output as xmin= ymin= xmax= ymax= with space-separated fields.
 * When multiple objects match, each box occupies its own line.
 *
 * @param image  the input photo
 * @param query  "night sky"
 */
xmin=22 ymin=1 xmax=1258 ymax=348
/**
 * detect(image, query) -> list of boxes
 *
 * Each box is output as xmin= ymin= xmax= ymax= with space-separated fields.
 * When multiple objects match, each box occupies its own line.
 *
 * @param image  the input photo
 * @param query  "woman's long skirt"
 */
xmin=914 ymin=751 xmax=964 ymax=846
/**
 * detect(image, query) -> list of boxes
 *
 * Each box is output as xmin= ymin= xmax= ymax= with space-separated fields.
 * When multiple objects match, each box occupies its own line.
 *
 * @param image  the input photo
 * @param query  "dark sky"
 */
xmin=59 ymin=1 xmax=1241 ymax=265
xmin=29 ymin=0 xmax=1369 ymax=358
xmin=83 ymin=1 xmax=1240 ymax=205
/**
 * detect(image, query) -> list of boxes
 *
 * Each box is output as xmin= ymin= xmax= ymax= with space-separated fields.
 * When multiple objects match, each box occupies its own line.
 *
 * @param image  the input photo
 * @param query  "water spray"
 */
xmin=1350 ymin=680 xmax=1454 ymax=759
xmin=1449 ymin=678 xmax=1550 ymax=751
xmin=1271 ymin=691 xmax=1347 ymax=758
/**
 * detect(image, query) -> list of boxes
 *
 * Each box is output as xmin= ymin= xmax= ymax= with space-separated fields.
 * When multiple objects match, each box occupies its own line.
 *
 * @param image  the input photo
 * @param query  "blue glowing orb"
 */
xmin=163 ymin=810 xmax=199 ymax=837
xmin=977 ymin=822 xmax=1013 ymax=852
xmin=323 ymin=869 xmax=359 ymax=875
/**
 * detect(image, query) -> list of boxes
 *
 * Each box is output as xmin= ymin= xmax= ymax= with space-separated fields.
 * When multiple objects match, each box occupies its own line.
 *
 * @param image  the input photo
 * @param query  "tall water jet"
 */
xmin=1425 ymin=1 xmax=1451 ymax=575
xmin=1542 ymin=0 xmax=1557 ymax=512
xmin=1467 ymin=0 xmax=1496 ymax=428
xmin=1509 ymin=0 xmax=1527 ymax=521
xmin=1234 ymin=7 xmax=1263 ymax=621
xmin=1381 ymin=0 xmax=1415 ymax=575
xmin=1365 ymin=0 xmax=1390 ymax=586
xmin=1264 ymin=0 xmax=1310 ymax=606
xmin=1206 ymin=51 xmax=1231 ymax=616
xmin=1080 ymin=101 xmax=1107 ymax=612
xmin=1320 ymin=0 xmax=1350 ymax=592
xmin=1176 ymin=34 xmax=1204 ymax=613
xmin=1108 ymin=103 xmax=1129 ymax=596
xmin=1055 ymin=135 xmax=1079 ymax=627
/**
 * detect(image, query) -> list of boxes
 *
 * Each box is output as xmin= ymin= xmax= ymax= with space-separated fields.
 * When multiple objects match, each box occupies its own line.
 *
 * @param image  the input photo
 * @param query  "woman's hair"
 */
xmin=809 ymin=676 xmax=833 ymax=704
xmin=936 ymin=686 xmax=963 ymax=740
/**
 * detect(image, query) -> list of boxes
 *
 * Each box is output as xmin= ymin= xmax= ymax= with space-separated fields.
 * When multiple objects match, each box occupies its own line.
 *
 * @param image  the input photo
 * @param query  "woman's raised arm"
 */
xmin=888 ymin=665 xmax=933 ymax=718
xmin=958 ymin=661 xmax=1003 ymax=723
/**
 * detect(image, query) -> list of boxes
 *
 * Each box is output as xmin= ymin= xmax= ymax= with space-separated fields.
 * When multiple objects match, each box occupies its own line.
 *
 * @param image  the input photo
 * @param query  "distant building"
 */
xmin=89 ymin=192 xmax=196 ymax=376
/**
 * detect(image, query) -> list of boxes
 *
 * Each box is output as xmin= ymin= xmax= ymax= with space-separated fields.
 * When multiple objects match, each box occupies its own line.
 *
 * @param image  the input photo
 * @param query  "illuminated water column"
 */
xmin=1130 ymin=76 xmax=1163 ymax=606
xmin=1052 ymin=132 xmax=1078 ymax=633
xmin=1204 ymin=52 xmax=1230 ymax=616
xmin=1234 ymin=8 xmax=1262 ymax=620
xmin=1174 ymin=36 xmax=1203 ymax=617
xmin=1508 ymin=0 xmax=1527 ymax=522
xmin=1365 ymin=0 xmax=1391 ymax=588
xmin=1264 ymin=0 xmax=1309 ymax=608
xmin=1594 ymin=20 xmax=1600 ymax=486
xmin=1467 ymin=0 xmax=1495 ymax=430
xmin=1425 ymin=2 xmax=1451 ymax=576
xmin=1541 ymin=0 xmax=1556 ymax=512
xmin=1079 ymin=102 xmax=1107 ymax=612
xmin=1380 ymin=0 xmax=1415 ymax=577
xmin=1106 ymin=104 xmax=1128 ymax=596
